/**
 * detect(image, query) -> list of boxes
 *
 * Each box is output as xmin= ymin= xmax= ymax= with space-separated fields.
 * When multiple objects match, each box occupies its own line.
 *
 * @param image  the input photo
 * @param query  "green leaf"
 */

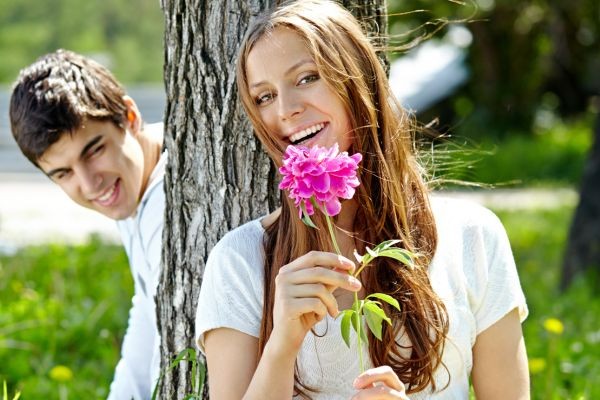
xmin=363 ymin=303 xmax=385 ymax=340
xmin=340 ymin=309 xmax=354 ymax=348
xmin=351 ymin=308 xmax=359 ymax=333
xmin=378 ymin=248 xmax=415 ymax=268
xmin=367 ymin=293 xmax=401 ymax=311
xmin=169 ymin=348 xmax=194 ymax=368
xmin=360 ymin=320 xmax=369 ymax=345
xmin=372 ymin=239 xmax=402 ymax=251
xmin=300 ymin=202 xmax=318 ymax=229
xmin=365 ymin=301 xmax=392 ymax=325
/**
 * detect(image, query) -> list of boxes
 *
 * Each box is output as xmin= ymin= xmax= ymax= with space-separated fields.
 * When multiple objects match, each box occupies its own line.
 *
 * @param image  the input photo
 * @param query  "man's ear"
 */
xmin=123 ymin=95 xmax=142 ymax=134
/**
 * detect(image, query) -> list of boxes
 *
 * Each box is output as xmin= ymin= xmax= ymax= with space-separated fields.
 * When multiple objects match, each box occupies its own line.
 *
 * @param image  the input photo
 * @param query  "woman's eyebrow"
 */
xmin=249 ymin=58 xmax=315 ymax=89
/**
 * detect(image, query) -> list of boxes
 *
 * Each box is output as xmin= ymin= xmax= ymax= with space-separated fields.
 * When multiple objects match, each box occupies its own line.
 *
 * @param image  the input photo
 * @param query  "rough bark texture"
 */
xmin=561 ymin=115 xmax=600 ymax=290
xmin=157 ymin=1 xmax=278 ymax=398
xmin=158 ymin=0 xmax=387 ymax=398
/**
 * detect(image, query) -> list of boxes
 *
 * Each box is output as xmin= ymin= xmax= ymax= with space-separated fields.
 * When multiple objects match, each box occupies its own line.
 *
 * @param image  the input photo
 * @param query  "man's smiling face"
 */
xmin=37 ymin=118 xmax=146 ymax=220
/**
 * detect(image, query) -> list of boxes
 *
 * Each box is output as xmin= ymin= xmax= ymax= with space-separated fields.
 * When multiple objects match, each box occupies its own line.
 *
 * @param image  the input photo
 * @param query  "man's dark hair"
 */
xmin=9 ymin=49 xmax=128 ymax=167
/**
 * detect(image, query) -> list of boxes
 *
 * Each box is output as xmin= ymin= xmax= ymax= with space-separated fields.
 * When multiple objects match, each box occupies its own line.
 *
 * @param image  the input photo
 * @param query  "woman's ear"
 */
xmin=122 ymin=95 xmax=142 ymax=134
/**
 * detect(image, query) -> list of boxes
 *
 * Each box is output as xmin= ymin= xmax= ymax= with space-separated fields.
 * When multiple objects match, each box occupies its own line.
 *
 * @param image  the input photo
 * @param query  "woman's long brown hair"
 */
xmin=236 ymin=0 xmax=449 ymax=395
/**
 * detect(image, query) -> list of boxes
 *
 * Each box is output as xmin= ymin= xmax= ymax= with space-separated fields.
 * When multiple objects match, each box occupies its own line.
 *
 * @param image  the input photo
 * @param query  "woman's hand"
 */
xmin=270 ymin=251 xmax=361 ymax=353
xmin=352 ymin=366 xmax=409 ymax=400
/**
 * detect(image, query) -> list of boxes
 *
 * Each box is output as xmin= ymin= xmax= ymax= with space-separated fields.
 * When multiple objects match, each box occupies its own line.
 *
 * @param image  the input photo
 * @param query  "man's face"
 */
xmin=37 ymin=119 xmax=146 ymax=220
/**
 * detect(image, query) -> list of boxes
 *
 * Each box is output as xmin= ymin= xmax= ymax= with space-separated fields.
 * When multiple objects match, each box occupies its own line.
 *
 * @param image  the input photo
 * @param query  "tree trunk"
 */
xmin=561 ymin=114 xmax=600 ymax=290
xmin=341 ymin=0 xmax=389 ymax=73
xmin=157 ymin=0 xmax=387 ymax=398
xmin=157 ymin=1 xmax=278 ymax=397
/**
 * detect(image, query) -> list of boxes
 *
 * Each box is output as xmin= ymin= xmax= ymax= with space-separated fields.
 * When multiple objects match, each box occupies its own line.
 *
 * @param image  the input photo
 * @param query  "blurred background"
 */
xmin=0 ymin=0 xmax=598 ymax=398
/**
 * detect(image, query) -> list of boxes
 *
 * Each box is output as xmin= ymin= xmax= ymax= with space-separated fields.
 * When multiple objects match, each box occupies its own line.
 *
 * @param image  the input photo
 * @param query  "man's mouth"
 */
xmin=290 ymin=123 xmax=326 ymax=145
xmin=95 ymin=180 xmax=119 ymax=206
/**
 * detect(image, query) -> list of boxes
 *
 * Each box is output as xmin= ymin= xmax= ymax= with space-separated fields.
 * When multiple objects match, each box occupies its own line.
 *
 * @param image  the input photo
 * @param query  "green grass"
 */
xmin=496 ymin=206 xmax=600 ymax=399
xmin=0 ymin=236 xmax=131 ymax=399
xmin=1 ymin=205 xmax=598 ymax=398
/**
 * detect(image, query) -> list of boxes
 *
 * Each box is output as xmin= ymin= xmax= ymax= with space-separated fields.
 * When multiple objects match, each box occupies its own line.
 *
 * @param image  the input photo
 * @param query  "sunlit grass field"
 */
xmin=1 ymin=204 xmax=598 ymax=398
xmin=498 ymin=207 xmax=600 ymax=399
xmin=0 ymin=236 xmax=131 ymax=399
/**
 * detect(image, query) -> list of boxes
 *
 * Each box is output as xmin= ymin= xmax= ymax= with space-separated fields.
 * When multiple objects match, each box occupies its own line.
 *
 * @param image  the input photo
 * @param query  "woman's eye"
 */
xmin=256 ymin=92 xmax=274 ymax=105
xmin=298 ymin=73 xmax=319 ymax=85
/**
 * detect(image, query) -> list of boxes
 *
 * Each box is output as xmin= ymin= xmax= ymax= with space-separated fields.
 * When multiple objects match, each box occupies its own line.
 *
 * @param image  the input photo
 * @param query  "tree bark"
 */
xmin=157 ymin=1 xmax=278 ymax=398
xmin=157 ymin=0 xmax=387 ymax=398
xmin=561 ymin=114 xmax=600 ymax=290
xmin=341 ymin=0 xmax=389 ymax=73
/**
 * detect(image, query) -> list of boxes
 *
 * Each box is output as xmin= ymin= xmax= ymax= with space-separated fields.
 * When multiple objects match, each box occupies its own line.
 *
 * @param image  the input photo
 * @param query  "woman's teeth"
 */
xmin=290 ymin=123 xmax=325 ymax=144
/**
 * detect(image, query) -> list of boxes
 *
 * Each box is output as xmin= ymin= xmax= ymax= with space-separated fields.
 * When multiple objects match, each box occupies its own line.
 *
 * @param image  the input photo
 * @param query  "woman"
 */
xmin=195 ymin=1 xmax=529 ymax=398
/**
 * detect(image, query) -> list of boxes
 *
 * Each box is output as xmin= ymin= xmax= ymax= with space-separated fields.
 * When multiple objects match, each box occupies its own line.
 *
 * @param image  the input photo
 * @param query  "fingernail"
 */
xmin=339 ymin=255 xmax=354 ymax=267
xmin=349 ymin=277 xmax=361 ymax=288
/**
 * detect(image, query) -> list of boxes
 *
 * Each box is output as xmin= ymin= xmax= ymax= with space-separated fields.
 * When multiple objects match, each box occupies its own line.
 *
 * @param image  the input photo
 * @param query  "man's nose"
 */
xmin=77 ymin=167 xmax=102 ymax=195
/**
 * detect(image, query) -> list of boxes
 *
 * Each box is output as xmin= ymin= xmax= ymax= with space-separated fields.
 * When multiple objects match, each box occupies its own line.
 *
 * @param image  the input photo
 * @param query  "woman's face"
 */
xmin=245 ymin=27 xmax=353 ymax=153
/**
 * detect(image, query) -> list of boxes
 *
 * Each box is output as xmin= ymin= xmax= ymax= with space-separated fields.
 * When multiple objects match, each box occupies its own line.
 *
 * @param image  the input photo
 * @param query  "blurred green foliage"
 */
xmin=497 ymin=206 xmax=600 ymax=399
xmin=425 ymin=113 xmax=593 ymax=187
xmin=0 ymin=236 xmax=131 ymax=399
xmin=2 ymin=0 xmax=597 ymax=142
xmin=387 ymin=0 xmax=600 ymax=136
xmin=0 ymin=0 xmax=163 ymax=83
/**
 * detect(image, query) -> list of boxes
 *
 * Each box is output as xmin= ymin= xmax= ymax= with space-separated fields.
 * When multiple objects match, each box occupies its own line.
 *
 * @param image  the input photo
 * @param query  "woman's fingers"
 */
xmin=289 ymin=297 xmax=328 ymax=319
xmin=353 ymin=366 xmax=407 ymax=399
xmin=272 ymin=251 xmax=361 ymax=337
xmin=280 ymin=251 xmax=356 ymax=274
xmin=287 ymin=283 xmax=339 ymax=316
xmin=282 ymin=266 xmax=362 ymax=291
xmin=351 ymin=385 xmax=409 ymax=400
xmin=353 ymin=366 xmax=404 ymax=390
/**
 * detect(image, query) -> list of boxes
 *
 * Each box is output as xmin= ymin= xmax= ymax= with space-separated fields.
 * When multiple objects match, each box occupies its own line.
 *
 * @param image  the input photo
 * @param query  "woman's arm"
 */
xmin=204 ymin=328 xmax=260 ymax=399
xmin=471 ymin=308 xmax=530 ymax=399
xmin=204 ymin=251 xmax=361 ymax=399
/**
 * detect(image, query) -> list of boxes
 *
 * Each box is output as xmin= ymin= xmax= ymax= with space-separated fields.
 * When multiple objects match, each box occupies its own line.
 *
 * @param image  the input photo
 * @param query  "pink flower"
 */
xmin=279 ymin=144 xmax=362 ymax=217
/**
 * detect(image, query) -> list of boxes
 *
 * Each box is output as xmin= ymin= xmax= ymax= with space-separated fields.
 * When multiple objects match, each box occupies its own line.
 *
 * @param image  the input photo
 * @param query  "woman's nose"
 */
xmin=277 ymin=89 xmax=304 ymax=121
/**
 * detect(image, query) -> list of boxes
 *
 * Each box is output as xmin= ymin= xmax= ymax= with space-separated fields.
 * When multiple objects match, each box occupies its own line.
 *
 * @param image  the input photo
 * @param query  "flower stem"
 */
xmin=354 ymin=292 xmax=364 ymax=373
xmin=325 ymin=214 xmax=341 ymax=255
xmin=324 ymin=214 xmax=364 ymax=373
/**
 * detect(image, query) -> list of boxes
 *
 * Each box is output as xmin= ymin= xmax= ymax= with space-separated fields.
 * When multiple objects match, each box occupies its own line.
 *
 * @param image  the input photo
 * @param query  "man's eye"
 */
xmin=55 ymin=171 xmax=70 ymax=180
xmin=88 ymin=145 xmax=104 ymax=158
xmin=298 ymin=73 xmax=319 ymax=85
xmin=256 ymin=92 xmax=274 ymax=105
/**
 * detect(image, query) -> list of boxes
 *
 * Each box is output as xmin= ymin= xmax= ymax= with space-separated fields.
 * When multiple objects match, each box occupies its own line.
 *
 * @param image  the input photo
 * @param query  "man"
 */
xmin=10 ymin=49 xmax=165 ymax=399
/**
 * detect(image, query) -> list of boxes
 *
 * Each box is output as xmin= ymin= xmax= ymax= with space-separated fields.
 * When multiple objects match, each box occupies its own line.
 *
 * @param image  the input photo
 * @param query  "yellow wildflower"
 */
xmin=528 ymin=357 xmax=547 ymax=374
xmin=49 ymin=365 xmax=73 ymax=383
xmin=543 ymin=318 xmax=564 ymax=335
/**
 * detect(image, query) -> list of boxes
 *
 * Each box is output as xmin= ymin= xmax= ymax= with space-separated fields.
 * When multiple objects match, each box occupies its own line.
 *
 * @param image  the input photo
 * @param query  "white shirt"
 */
xmin=108 ymin=124 xmax=166 ymax=400
xmin=195 ymin=196 xmax=528 ymax=399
